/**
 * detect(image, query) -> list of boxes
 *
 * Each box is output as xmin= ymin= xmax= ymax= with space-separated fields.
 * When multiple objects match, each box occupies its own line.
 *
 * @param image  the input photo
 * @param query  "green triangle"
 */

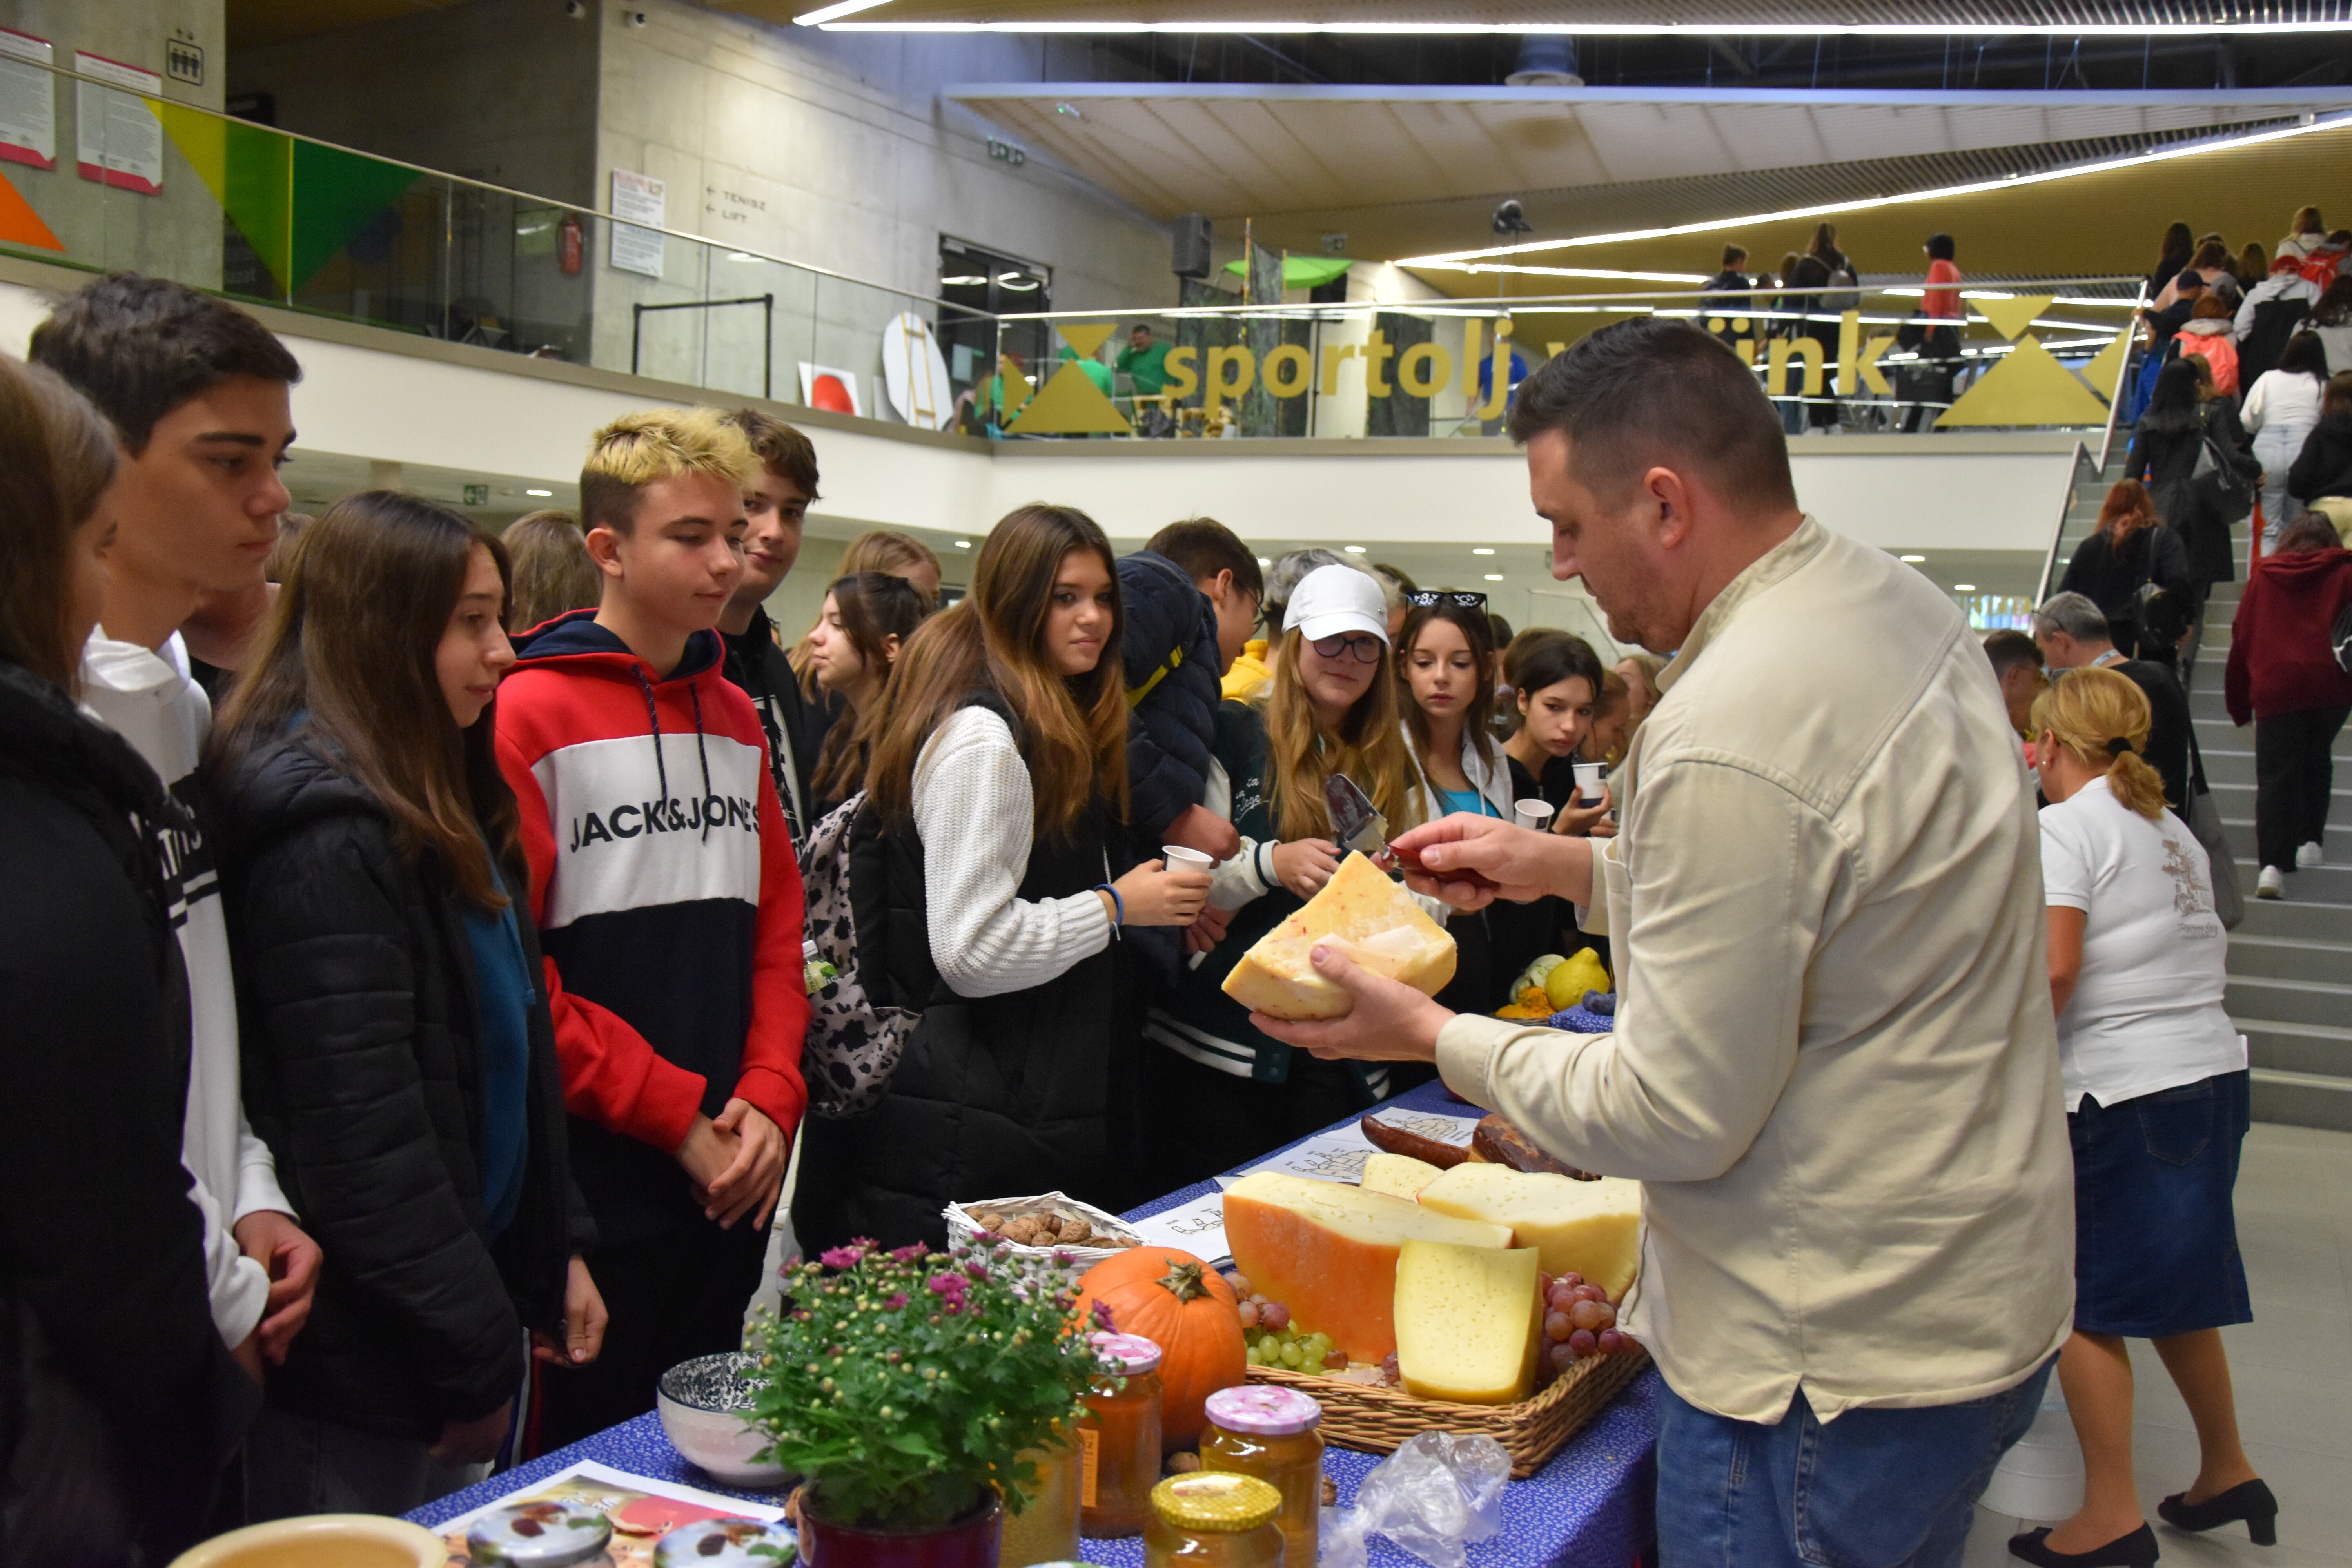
xmin=1004 ymin=360 xmax=1133 ymax=435
xmin=1936 ymin=336 xmax=2112 ymax=427
xmin=289 ymin=139 xmax=423 ymax=291
xmin=155 ymin=100 xmax=292 ymax=291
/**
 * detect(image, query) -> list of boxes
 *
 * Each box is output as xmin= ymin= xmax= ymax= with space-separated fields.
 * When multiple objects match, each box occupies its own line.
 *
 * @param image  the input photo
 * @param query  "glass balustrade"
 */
xmin=0 ymin=57 xmax=2150 ymax=448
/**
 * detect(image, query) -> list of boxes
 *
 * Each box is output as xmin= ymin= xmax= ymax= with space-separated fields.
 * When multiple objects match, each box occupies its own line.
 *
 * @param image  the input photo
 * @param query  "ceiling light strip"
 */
xmin=812 ymin=18 xmax=2352 ymax=36
xmin=1397 ymin=111 xmax=2352 ymax=267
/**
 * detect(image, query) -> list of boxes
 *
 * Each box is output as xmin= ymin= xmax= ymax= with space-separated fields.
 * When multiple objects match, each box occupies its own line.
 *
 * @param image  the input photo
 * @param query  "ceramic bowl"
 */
xmin=168 ymin=1513 xmax=443 ymax=1568
xmin=659 ymin=1350 xmax=790 ymax=1489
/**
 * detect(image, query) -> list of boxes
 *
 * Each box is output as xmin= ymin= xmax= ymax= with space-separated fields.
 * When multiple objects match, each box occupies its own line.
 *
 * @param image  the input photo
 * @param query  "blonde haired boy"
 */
xmin=495 ymin=407 xmax=810 ymax=1447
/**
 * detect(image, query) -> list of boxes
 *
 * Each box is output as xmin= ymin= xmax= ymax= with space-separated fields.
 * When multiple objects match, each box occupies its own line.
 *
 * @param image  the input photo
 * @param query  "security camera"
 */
xmin=564 ymin=0 xmax=585 ymax=16
xmin=1491 ymin=199 xmax=1534 ymax=238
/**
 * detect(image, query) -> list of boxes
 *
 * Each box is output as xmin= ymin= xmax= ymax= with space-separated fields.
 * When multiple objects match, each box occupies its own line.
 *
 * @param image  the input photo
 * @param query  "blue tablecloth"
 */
xmin=410 ymin=1078 xmax=1659 ymax=1566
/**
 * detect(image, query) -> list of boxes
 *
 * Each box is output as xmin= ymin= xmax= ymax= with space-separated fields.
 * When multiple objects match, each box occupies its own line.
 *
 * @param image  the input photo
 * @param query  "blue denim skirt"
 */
xmin=2068 ymin=1069 xmax=2252 ymax=1338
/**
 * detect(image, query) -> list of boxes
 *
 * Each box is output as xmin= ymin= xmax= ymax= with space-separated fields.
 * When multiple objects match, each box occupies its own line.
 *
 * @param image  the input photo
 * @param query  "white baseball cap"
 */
xmin=1284 ymin=564 xmax=1389 ymax=644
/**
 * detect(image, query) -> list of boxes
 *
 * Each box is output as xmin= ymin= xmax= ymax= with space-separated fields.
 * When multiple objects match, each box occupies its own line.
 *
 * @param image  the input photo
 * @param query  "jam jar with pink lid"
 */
xmin=1199 ymin=1385 xmax=1322 ymax=1568
xmin=1078 ymin=1331 xmax=1164 ymax=1536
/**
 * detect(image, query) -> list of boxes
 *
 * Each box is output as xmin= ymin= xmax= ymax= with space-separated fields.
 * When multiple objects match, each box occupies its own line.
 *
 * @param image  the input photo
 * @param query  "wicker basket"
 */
xmin=1243 ymin=1348 xmax=1649 ymax=1479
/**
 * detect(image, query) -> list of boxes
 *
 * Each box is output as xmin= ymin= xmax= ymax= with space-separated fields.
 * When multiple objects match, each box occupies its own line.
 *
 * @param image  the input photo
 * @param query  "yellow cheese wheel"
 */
xmin=1222 ymin=853 xmax=1456 ymax=1020
xmin=1360 ymin=1151 xmax=1444 ymax=1201
xmin=1415 ymin=1164 xmax=1643 ymax=1301
xmin=1393 ymin=1239 xmax=1543 ymax=1405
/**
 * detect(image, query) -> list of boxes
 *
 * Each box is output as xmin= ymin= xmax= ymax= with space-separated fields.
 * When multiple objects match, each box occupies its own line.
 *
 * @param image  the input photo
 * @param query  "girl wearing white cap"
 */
xmin=1140 ymin=563 xmax=1424 ymax=1190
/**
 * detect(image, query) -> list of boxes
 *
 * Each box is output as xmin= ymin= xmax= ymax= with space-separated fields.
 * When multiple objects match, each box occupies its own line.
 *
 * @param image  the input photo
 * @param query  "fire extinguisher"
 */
xmin=559 ymin=212 xmax=583 ymax=276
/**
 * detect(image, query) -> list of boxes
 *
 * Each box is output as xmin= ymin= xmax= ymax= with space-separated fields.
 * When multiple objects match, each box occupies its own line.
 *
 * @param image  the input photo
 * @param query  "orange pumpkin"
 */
xmin=1074 ymin=1247 xmax=1247 ymax=1451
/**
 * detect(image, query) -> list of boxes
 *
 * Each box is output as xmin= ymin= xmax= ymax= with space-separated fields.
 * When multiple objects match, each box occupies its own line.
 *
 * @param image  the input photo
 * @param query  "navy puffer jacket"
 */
xmin=1116 ymin=550 xmax=1223 ymax=842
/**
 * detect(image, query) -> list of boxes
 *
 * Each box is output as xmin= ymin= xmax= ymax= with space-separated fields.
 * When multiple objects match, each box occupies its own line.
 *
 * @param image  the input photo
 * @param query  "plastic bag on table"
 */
xmin=1319 ymin=1432 xmax=1510 ymax=1568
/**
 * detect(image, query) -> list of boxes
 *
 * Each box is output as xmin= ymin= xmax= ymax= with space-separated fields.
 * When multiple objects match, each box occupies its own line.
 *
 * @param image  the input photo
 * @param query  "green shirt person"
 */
xmin=1116 ymin=325 xmax=1172 ymax=394
xmin=1061 ymin=344 xmax=1115 ymax=396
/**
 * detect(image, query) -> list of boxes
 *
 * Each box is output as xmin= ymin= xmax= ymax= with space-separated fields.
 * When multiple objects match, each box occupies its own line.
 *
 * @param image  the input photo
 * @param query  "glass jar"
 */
xmin=1143 ymin=1473 xmax=1285 ymax=1568
xmin=1078 ymin=1331 xmax=1165 ymax=1536
xmin=1000 ymin=1425 xmax=1083 ymax=1567
xmin=466 ymin=1501 xmax=614 ymax=1565
xmin=1199 ymin=1385 xmax=1323 ymax=1568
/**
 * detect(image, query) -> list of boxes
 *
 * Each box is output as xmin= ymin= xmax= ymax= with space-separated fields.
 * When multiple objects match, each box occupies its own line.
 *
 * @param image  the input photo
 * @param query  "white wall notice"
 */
xmin=73 ymin=52 xmax=162 ymax=195
xmin=0 ymin=30 xmax=54 ymax=171
xmin=608 ymin=168 xmax=664 ymax=279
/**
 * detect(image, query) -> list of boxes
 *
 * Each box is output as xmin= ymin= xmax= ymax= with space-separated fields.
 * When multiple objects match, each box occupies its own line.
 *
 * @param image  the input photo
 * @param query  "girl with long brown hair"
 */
xmin=804 ymin=568 xmax=932 ymax=810
xmin=0 ymin=354 xmax=260 ymax=1562
xmin=205 ymin=491 xmax=605 ymax=1517
xmin=794 ymin=505 xmax=1208 ymax=1251
xmin=1141 ymin=564 xmax=1430 ymax=1191
xmin=2056 ymin=479 xmax=2196 ymax=660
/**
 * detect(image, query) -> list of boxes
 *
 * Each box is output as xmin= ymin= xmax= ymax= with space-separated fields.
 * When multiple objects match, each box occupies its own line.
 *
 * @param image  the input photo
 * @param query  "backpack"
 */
xmin=2296 ymin=249 xmax=2345 ymax=291
xmin=1823 ymin=262 xmax=1861 ymax=314
xmin=797 ymin=791 xmax=916 ymax=1119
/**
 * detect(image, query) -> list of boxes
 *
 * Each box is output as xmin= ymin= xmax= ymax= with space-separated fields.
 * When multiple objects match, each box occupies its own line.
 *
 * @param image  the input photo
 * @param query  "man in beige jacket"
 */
xmin=1254 ymin=318 xmax=2074 ymax=1568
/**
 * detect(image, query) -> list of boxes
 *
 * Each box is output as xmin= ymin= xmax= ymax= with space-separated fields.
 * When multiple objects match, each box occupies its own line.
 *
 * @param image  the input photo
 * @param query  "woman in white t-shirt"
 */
xmin=2010 ymin=668 xmax=2270 ymax=1568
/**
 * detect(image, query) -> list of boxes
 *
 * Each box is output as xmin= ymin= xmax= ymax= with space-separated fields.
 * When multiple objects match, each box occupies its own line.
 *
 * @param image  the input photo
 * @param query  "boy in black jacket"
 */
xmin=717 ymin=409 xmax=824 ymax=849
xmin=1120 ymin=519 xmax=1265 ymax=862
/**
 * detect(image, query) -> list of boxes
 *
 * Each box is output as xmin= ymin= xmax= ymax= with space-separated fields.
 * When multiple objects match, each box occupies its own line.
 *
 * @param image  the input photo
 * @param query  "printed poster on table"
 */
xmin=73 ymin=52 xmax=161 ymax=195
xmin=0 ymin=30 xmax=54 ymax=170
xmin=609 ymin=167 xmax=666 ymax=278
xmin=436 ymin=1458 xmax=786 ymax=1566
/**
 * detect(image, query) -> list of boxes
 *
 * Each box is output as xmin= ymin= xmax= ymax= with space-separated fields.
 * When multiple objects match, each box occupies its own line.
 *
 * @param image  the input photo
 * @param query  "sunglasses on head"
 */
xmin=1310 ymin=632 xmax=1385 ymax=664
xmin=1404 ymin=590 xmax=1489 ymax=610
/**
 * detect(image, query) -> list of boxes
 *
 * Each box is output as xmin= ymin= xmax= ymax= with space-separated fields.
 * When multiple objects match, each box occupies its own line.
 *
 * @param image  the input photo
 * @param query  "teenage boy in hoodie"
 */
xmin=716 ymin=408 xmax=822 ymax=848
xmin=496 ymin=409 xmax=809 ymax=1446
xmin=31 ymin=274 xmax=321 ymax=1390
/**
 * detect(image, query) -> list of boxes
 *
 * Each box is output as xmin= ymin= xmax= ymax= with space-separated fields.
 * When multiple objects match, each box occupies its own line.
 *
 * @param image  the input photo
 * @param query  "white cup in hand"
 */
xmin=1572 ymin=762 xmax=1606 ymax=806
xmin=1160 ymin=845 xmax=1216 ymax=871
xmin=1514 ymin=800 xmax=1552 ymax=831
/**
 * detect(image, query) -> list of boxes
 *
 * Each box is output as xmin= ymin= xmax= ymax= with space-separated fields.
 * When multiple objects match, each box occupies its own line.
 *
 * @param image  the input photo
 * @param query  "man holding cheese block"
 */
xmin=1252 ymin=317 xmax=2074 ymax=1568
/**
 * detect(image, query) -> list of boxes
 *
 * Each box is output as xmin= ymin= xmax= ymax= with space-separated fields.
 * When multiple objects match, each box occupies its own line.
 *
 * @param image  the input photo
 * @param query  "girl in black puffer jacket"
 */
xmin=206 ymin=493 xmax=603 ymax=1519
xmin=0 ymin=356 xmax=258 ymax=1568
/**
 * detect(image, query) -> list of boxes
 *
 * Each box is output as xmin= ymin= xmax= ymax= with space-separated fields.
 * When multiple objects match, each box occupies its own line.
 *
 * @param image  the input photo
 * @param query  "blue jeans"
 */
xmin=1656 ymin=1360 xmax=2053 ymax=1568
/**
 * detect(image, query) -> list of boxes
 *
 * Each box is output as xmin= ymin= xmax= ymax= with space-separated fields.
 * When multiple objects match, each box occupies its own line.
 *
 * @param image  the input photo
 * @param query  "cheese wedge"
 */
xmin=1360 ymin=1151 xmax=1444 ymax=1201
xmin=1222 ymin=852 xmax=1456 ymax=1020
xmin=1414 ymin=1165 xmax=1643 ymax=1301
xmin=1222 ymin=1172 xmax=1512 ymax=1363
xmin=1393 ymin=1240 xmax=1543 ymax=1405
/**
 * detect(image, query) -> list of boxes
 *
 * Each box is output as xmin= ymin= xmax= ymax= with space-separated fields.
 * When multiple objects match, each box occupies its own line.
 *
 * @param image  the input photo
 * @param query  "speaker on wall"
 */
xmin=1172 ymin=213 xmax=1213 ymax=279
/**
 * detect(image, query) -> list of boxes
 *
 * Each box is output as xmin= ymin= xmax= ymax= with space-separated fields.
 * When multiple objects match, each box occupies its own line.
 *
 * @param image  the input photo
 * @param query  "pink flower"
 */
xmin=1089 ymin=1299 xmax=1116 ymax=1332
xmin=964 ymin=1261 xmax=990 ymax=1282
xmin=891 ymin=1243 xmax=929 ymax=1263
xmin=884 ymin=1292 xmax=910 ymax=1310
xmin=927 ymin=1273 xmax=968 ymax=1298
xmin=820 ymin=1245 xmax=865 ymax=1269
xmin=942 ymin=1299 xmax=965 ymax=1316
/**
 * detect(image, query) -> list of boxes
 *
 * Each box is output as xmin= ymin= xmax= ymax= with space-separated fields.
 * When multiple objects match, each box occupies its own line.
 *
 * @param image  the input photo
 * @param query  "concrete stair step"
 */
xmin=2225 ymin=933 xmax=2352 ymax=982
xmin=2225 ymin=972 xmax=2352 ymax=1027
xmin=2249 ymin=1067 xmax=2352 ymax=1133
xmin=2238 ymin=860 xmax=2352 ymax=902
xmin=2233 ymin=895 xmax=2352 ymax=944
xmin=2241 ymin=1018 xmax=2352 ymax=1078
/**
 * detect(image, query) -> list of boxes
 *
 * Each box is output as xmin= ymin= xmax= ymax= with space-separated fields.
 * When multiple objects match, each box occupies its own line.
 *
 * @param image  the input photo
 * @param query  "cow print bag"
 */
xmin=799 ymin=791 xmax=916 ymax=1119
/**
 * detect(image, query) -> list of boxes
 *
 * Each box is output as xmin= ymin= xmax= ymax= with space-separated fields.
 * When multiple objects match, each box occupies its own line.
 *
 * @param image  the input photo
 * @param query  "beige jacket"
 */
xmin=1436 ymin=518 xmax=2074 ymax=1423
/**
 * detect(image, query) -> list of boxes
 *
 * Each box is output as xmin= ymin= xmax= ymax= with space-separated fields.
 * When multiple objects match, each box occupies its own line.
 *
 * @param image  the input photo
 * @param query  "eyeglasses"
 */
xmin=1403 ymin=590 xmax=1489 ymax=610
xmin=1310 ymin=632 xmax=1385 ymax=664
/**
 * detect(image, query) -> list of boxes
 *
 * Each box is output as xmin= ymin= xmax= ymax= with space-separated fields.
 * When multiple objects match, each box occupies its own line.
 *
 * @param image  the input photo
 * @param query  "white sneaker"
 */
xmin=2297 ymin=842 xmax=2325 ymax=869
xmin=2257 ymin=866 xmax=2287 ymax=899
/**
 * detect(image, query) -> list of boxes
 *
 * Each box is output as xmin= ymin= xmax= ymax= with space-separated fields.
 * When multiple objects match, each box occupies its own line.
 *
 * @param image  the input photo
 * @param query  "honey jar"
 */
xmin=1199 ymin=1384 xmax=1322 ymax=1568
xmin=1078 ymin=1330 xmax=1163 ymax=1536
xmin=1143 ymin=1472 xmax=1284 ymax=1568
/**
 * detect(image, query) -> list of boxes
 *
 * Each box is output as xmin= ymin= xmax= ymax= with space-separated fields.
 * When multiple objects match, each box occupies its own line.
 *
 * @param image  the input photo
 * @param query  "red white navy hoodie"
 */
xmin=495 ymin=610 xmax=808 ymax=1245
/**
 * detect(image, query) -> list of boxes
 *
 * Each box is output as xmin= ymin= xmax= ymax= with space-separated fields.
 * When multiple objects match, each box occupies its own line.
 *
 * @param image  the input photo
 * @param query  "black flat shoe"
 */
xmin=2006 ymin=1524 xmax=2159 ymax=1568
xmin=2158 ymin=1478 xmax=2278 ymax=1546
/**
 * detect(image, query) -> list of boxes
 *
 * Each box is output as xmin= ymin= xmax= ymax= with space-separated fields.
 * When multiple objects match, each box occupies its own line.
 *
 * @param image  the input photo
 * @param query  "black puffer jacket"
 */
xmin=210 ymin=736 xmax=593 ymax=1442
xmin=1116 ymin=550 xmax=1222 ymax=844
xmin=2289 ymin=412 xmax=2352 ymax=503
xmin=0 ymin=662 xmax=256 ymax=1566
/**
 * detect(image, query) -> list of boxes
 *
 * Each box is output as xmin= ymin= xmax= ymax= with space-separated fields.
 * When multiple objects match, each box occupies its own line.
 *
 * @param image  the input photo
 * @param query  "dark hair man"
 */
xmin=32 ymin=274 xmax=323 ymax=1399
xmin=717 ymin=408 xmax=822 ymax=843
xmin=1254 ymin=317 xmax=2072 ymax=1566
xmin=1982 ymin=627 xmax=2045 ymax=738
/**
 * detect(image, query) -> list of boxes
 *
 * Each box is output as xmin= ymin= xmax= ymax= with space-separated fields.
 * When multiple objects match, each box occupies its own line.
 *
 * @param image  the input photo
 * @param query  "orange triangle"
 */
xmin=0 ymin=168 xmax=62 ymax=252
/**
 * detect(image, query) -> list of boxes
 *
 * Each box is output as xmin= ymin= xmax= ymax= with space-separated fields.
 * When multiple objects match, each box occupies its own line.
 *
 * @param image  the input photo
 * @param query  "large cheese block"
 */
xmin=1414 ymin=1165 xmax=1643 ymax=1302
xmin=1222 ymin=852 xmax=1456 ymax=1020
xmin=1222 ymin=1172 xmax=1512 ymax=1363
xmin=1393 ymin=1240 xmax=1543 ymax=1405
xmin=1360 ymin=1151 xmax=1444 ymax=1201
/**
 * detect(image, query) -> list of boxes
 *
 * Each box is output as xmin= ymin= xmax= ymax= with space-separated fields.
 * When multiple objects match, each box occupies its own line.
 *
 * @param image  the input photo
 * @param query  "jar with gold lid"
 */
xmin=1143 ymin=1472 xmax=1285 ymax=1568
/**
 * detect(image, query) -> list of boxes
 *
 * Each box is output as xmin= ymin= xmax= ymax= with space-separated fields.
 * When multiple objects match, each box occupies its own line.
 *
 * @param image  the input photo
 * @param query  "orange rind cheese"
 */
xmin=1222 ymin=1172 xmax=1512 ymax=1363
xmin=1222 ymin=852 xmax=1456 ymax=1020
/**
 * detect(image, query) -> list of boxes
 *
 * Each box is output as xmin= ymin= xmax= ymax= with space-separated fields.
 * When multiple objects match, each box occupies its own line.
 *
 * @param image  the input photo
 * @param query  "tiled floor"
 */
xmin=1962 ymin=1122 xmax=2352 ymax=1568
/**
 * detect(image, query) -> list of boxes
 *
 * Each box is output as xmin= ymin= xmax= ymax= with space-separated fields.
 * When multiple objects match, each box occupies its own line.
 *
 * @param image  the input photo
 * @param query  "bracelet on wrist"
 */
xmin=1095 ymin=881 xmax=1125 ymax=934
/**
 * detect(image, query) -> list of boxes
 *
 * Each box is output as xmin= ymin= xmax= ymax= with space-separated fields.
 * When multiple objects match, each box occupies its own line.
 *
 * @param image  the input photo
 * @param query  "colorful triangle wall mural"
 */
xmin=0 ymin=168 xmax=62 ymax=252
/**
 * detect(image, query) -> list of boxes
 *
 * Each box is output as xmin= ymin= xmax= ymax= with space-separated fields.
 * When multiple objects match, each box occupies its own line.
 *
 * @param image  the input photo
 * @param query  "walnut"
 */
xmin=1321 ymin=1477 xmax=1338 ymax=1506
xmin=1059 ymin=1220 xmax=1094 ymax=1247
xmin=1164 ymin=1452 xmax=1201 ymax=1475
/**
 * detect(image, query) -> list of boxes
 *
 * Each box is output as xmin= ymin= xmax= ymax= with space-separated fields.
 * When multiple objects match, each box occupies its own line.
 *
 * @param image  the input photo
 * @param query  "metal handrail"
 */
xmin=32 ymin=54 xmax=989 ymax=321
xmin=2036 ymin=282 xmax=2148 ymax=604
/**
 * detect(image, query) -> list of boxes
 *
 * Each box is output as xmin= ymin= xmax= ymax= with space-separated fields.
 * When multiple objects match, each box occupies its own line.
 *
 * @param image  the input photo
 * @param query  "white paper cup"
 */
xmin=1160 ymin=845 xmax=1216 ymax=870
xmin=1514 ymin=800 xmax=1553 ymax=830
xmin=1573 ymin=762 xmax=1606 ymax=805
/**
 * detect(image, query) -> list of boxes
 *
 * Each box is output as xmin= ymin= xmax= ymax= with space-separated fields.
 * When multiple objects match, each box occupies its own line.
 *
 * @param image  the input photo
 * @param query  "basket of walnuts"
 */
xmin=942 ymin=1191 xmax=1146 ymax=1264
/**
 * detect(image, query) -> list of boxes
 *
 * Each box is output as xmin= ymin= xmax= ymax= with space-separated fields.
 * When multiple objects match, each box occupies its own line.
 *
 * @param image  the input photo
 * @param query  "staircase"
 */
xmin=2194 ymin=537 xmax=2352 ymax=1133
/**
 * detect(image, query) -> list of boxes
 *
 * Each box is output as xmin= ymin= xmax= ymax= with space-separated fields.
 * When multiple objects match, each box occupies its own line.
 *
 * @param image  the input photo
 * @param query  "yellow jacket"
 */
xmin=1220 ymin=638 xmax=1272 ymax=702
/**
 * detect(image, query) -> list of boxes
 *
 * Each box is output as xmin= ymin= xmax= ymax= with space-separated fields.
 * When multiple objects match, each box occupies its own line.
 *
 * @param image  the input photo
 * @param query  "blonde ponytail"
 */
xmin=2029 ymin=666 xmax=2166 ymax=820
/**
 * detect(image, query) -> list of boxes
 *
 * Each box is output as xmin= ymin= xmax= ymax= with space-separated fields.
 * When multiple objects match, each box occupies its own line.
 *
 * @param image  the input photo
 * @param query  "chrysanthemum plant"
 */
xmin=749 ymin=1238 xmax=1112 ymax=1531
